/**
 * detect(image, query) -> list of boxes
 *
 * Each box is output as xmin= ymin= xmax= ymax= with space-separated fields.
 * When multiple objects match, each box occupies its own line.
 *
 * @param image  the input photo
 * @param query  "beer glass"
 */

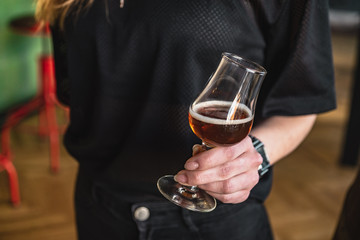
xmin=157 ymin=52 xmax=267 ymax=212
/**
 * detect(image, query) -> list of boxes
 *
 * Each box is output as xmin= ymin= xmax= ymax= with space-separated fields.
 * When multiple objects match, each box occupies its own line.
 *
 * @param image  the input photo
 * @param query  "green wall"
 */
xmin=0 ymin=0 xmax=43 ymax=113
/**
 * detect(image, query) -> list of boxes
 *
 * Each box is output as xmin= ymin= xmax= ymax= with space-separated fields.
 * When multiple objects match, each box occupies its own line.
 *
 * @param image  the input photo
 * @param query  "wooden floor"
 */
xmin=0 ymin=31 xmax=359 ymax=240
xmin=266 ymin=31 xmax=359 ymax=240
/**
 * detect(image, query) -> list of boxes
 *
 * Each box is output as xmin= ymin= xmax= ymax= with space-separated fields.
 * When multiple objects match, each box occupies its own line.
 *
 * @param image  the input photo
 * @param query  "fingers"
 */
xmin=174 ymin=137 xmax=263 ymax=204
xmin=174 ymin=160 xmax=260 ymax=204
xmin=199 ymin=168 xmax=259 ymax=194
xmin=176 ymin=150 xmax=262 ymax=186
xmin=186 ymin=138 xmax=253 ymax=171
xmin=179 ymin=156 xmax=246 ymax=185
xmin=207 ymin=190 xmax=251 ymax=204
xmin=192 ymin=144 xmax=206 ymax=156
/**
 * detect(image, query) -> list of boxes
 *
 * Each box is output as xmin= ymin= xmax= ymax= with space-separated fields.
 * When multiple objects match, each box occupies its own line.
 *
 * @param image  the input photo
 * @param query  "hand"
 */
xmin=174 ymin=136 xmax=262 ymax=204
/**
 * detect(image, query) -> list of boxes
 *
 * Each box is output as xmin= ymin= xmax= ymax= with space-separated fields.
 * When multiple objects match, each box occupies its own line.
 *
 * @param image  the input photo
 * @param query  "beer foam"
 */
xmin=189 ymin=101 xmax=253 ymax=125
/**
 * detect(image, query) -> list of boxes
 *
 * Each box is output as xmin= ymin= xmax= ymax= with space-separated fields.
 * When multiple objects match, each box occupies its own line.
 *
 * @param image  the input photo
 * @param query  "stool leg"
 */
xmin=41 ymin=56 xmax=60 ymax=173
xmin=1 ymin=127 xmax=20 ymax=207
xmin=1 ymin=126 xmax=12 ymax=160
xmin=4 ymin=157 xmax=21 ymax=207
xmin=38 ymin=107 xmax=48 ymax=137
xmin=45 ymin=101 xmax=60 ymax=173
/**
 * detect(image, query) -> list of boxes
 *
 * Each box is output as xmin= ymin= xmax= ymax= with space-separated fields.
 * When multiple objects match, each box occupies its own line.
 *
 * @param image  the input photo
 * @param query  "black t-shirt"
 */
xmin=52 ymin=0 xmax=336 ymax=201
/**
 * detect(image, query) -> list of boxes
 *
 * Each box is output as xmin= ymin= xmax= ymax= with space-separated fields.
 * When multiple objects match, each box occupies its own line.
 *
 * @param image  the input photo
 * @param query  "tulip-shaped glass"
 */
xmin=157 ymin=52 xmax=267 ymax=212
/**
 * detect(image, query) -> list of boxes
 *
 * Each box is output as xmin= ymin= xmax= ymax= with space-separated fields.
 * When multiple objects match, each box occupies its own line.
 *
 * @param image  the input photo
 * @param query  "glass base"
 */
xmin=157 ymin=175 xmax=216 ymax=212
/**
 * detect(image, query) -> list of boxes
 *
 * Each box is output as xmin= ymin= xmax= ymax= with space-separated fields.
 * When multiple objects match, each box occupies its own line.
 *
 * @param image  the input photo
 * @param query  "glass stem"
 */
xmin=178 ymin=185 xmax=199 ymax=199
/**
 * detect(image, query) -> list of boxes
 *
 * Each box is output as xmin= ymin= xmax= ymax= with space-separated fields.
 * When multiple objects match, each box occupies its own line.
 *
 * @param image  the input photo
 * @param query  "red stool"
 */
xmin=0 ymin=99 xmax=41 ymax=207
xmin=0 ymin=16 xmax=68 ymax=206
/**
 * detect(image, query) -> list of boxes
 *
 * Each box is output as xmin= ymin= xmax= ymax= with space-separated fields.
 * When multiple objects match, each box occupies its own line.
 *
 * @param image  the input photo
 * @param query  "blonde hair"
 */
xmin=35 ymin=0 xmax=94 ymax=28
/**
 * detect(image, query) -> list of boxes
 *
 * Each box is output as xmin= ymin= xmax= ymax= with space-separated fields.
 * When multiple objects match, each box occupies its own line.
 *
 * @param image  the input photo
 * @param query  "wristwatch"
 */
xmin=249 ymin=135 xmax=271 ymax=177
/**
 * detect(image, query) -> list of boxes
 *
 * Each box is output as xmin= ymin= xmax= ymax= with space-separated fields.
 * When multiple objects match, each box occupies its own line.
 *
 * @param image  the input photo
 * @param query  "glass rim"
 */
xmin=222 ymin=52 xmax=267 ymax=75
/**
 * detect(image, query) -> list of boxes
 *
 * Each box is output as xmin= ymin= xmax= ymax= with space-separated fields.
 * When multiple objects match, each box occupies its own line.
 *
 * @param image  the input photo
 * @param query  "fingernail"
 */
xmin=192 ymin=144 xmax=205 ymax=156
xmin=174 ymin=174 xmax=187 ymax=184
xmin=192 ymin=144 xmax=201 ymax=151
xmin=185 ymin=162 xmax=199 ymax=170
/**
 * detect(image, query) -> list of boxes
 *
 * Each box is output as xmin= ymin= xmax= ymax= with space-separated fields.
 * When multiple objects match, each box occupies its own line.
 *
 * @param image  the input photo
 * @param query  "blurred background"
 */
xmin=0 ymin=0 xmax=359 ymax=239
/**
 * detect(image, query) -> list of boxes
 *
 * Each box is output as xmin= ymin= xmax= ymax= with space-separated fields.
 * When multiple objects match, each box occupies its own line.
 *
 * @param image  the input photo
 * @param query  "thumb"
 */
xmin=192 ymin=144 xmax=206 ymax=156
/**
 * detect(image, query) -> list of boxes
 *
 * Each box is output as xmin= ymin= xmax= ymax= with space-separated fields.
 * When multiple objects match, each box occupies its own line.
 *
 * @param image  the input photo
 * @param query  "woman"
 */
xmin=36 ymin=0 xmax=336 ymax=239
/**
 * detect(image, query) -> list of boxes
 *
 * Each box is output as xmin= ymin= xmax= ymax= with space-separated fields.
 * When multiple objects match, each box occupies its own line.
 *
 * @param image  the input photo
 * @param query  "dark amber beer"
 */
xmin=189 ymin=101 xmax=253 ymax=146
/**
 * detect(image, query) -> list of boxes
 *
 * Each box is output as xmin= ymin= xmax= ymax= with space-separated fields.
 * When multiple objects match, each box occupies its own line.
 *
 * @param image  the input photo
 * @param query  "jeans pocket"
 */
xmin=194 ymin=200 xmax=273 ymax=240
xmin=132 ymin=201 xmax=202 ymax=240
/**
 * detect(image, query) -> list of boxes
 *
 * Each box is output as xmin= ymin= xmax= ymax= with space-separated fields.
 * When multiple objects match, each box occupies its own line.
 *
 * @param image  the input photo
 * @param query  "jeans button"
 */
xmin=134 ymin=206 xmax=150 ymax=221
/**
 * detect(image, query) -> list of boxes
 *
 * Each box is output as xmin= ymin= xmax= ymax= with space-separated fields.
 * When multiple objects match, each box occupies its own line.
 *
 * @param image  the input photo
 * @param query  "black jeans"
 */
xmin=75 ymin=170 xmax=273 ymax=240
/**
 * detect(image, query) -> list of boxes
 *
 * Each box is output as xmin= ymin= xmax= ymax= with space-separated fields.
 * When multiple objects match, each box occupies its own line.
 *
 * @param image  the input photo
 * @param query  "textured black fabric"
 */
xmin=52 ymin=0 xmax=336 ymax=201
xmin=75 ymin=168 xmax=273 ymax=240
